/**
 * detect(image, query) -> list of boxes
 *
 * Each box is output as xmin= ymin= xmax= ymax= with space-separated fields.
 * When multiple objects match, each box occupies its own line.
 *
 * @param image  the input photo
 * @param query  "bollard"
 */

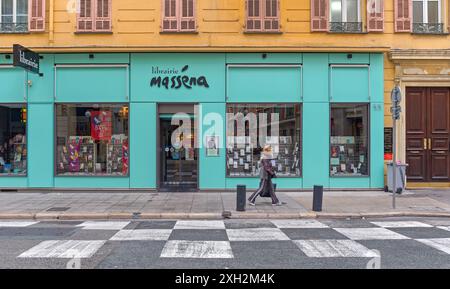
xmin=236 ymin=185 xmax=246 ymax=212
xmin=313 ymin=185 xmax=323 ymax=212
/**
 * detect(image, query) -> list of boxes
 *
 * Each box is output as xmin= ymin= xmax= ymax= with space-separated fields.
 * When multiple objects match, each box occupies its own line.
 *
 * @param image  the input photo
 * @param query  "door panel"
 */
xmin=406 ymin=87 xmax=450 ymax=182
xmin=429 ymin=88 xmax=450 ymax=181
xmin=406 ymin=88 xmax=428 ymax=181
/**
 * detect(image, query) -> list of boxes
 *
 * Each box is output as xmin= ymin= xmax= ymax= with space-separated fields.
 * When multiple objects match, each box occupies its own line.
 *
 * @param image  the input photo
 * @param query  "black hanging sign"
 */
xmin=13 ymin=44 xmax=40 ymax=74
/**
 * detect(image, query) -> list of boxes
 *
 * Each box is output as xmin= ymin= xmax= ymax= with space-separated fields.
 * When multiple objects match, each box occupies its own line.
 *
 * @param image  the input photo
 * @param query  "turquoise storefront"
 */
xmin=0 ymin=52 xmax=384 ymax=191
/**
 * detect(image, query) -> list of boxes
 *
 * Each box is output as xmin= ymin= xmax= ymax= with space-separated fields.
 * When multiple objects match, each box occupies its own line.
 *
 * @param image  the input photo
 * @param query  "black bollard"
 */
xmin=236 ymin=185 xmax=246 ymax=212
xmin=313 ymin=185 xmax=323 ymax=212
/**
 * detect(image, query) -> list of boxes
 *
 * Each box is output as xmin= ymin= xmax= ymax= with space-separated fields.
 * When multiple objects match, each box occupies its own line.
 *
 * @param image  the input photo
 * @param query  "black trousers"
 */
xmin=248 ymin=179 xmax=279 ymax=204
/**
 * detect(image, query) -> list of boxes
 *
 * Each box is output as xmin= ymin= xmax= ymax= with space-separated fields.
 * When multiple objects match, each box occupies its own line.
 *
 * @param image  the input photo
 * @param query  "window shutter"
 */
xmin=394 ymin=0 xmax=411 ymax=32
xmin=29 ymin=0 xmax=45 ymax=32
xmin=180 ymin=0 xmax=196 ymax=31
xmin=162 ymin=0 xmax=179 ymax=31
xmin=367 ymin=0 xmax=384 ymax=32
xmin=263 ymin=0 xmax=280 ymax=31
xmin=94 ymin=0 xmax=111 ymax=31
xmin=311 ymin=0 xmax=328 ymax=31
xmin=77 ymin=0 xmax=94 ymax=32
xmin=246 ymin=0 xmax=262 ymax=31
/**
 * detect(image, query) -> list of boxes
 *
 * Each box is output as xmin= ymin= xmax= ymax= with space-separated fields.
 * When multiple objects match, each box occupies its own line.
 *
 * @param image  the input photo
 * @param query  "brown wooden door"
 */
xmin=406 ymin=87 xmax=450 ymax=182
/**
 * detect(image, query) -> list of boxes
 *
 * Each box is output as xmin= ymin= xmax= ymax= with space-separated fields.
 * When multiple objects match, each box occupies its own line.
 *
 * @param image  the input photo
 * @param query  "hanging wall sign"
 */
xmin=13 ymin=44 xmax=40 ymax=74
xmin=150 ymin=65 xmax=209 ymax=90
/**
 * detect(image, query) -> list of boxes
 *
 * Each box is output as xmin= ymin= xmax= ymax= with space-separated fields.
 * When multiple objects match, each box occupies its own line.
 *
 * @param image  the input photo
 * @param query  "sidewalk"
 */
xmin=1 ymin=190 xmax=450 ymax=220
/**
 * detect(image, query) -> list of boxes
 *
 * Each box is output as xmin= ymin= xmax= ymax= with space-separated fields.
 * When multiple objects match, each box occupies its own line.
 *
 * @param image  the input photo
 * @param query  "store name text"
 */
xmin=150 ymin=65 xmax=209 ymax=90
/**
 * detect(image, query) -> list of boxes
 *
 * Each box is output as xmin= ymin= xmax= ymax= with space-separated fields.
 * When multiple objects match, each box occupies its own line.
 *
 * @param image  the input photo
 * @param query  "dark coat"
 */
xmin=258 ymin=159 xmax=276 ymax=197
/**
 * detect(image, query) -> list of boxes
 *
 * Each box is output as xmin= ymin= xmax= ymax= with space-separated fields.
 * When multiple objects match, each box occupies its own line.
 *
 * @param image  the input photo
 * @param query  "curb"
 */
xmin=1 ymin=211 xmax=450 ymax=220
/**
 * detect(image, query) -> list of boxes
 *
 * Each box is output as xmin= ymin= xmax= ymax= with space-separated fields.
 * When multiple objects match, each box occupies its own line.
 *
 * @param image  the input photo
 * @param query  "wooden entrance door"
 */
xmin=406 ymin=87 xmax=450 ymax=182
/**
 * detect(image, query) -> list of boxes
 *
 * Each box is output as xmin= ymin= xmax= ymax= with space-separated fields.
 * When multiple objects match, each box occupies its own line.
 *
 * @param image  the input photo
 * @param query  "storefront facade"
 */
xmin=0 ymin=52 xmax=384 ymax=191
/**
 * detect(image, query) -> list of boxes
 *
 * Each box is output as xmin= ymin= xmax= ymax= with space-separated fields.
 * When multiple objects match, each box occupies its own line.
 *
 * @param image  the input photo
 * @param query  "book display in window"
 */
xmin=271 ymin=136 xmax=300 ymax=177
xmin=0 ymin=134 xmax=27 ymax=175
xmin=226 ymin=137 xmax=255 ymax=177
xmin=58 ymin=136 xmax=96 ymax=175
xmin=330 ymin=136 xmax=368 ymax=176
xmin=107 ymin=134 xmax=129 ymax=175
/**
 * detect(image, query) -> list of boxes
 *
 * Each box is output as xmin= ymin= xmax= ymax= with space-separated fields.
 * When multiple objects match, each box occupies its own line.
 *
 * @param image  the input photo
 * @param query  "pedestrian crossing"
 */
xmin=6 ymin=219 xmax=450 ymax=261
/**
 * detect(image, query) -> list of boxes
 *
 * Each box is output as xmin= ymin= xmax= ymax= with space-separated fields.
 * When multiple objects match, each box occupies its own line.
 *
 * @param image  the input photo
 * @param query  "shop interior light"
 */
xmin=20 ymin=108 xmax=27 ymax=124
xmin=119 ymin=106 xmax=129 ymax=118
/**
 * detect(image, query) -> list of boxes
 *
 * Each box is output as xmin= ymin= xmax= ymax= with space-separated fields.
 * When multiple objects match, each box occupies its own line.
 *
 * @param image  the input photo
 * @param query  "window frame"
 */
xmin=0 ymin=0 xmax=28 ymax=32
xmin=54 ymin=103 xmax=130 ymax=178
xmin=412 ymin=0 xmax=442 ymax=24
xmin=76 ymin=0 xmax=112 ymax=33
xmin=225 ymin=102 xmax=302 ymax=179
xmin=245 ymin=0 xmax=281 ymax=33
xmin=329 ymin=0 xmax=361 ymax=23
xmin=0 ymin=102 xmax=28 ymax=178
xmin=161 ymin=0 xmax=197 ymax=33
xmin=329 ymin=102 xmax=370 ymax=178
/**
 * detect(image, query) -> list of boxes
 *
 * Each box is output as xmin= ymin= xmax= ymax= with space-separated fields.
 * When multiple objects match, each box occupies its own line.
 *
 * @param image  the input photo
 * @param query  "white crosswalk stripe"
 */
xmin=76 ymin=221 xmax=130 ymax=230
xmin=334 ymin=228 xmax=410 ymax=240
xmin=294 ymin=240 xmax=379 ymax=258
xmin=174 ymin=220 xmax=225 ymax=230
xmin=227 ymin=228 xmax=290 ymax=241
xmin=371 ymin=221 xmax=433 ymax=228
xmin=161 ymin=241 xmax=234 ymax=258
xmin=110 ymin=229 xmax=172 ymax=241
xmin=437 ymin=226 xmax=450 ymax=232
xmin=18 ymin=240 xmax=106 ymax=258
xmin=416 ymin=238 xmax=450 ymax=255
xmin=271 ymin=220 xmax=329 ymax=229
xmin=0 ymin=221 xmax=38 ymax=227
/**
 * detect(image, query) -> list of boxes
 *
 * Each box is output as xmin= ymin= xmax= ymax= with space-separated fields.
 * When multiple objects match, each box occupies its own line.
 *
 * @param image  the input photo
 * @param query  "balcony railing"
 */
xmin=412 ymin=23 xmax=444 ymax=34
xmin=329 ymin=22 xmax=363 ymax=33
xmin=0 ymin=22 xmax=28 ymax=33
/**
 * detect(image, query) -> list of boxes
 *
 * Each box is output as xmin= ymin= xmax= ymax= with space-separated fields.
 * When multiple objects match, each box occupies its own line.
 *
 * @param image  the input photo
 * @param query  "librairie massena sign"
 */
xmin=13 ymin=44 xmax=40 ymax=74
xmin=150 ymin=65 xmax=209 ymax=90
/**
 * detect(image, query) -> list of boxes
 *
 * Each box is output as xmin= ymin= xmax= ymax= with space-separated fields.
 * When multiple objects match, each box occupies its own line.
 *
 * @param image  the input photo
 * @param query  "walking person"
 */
xmin=248 ymin=145 xmax=284 ymax=206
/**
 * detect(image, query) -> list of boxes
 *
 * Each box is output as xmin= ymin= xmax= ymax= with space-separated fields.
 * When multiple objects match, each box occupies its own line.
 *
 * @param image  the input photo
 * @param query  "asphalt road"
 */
xmin=0 ymin=217 xmax=450 ymax=269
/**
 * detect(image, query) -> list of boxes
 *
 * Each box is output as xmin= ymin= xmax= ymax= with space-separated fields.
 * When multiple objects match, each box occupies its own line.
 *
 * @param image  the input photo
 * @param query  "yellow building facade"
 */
xmin=1 ymin=0 xmax=450 ymax=190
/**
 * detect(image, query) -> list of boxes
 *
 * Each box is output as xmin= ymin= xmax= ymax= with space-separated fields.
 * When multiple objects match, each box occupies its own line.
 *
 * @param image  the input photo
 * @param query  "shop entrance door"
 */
xmin=159 ymin=114 xmax=198 ymax=192
xmin=406 ymin=87 xmax=450 ymax=182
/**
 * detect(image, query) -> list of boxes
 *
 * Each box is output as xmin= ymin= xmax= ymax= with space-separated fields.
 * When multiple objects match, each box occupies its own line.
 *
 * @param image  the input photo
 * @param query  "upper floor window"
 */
xmin=395 ymin=0 xmax=444 ymax=33
xmin=0 ymin=0 xmax=28 ymax=33
xmin=245 ymin=0 xmax=280 ymax=32
xmin=77 ymin=0 xmax=112 ymax=33
xmin=412 ymin=0 xmax=443 ymax=33
xmin=312 ymin=0 xmax=384 ymax=33
xmin=0 ymin=0 xmax=45 ymax=33
xmin=330 ymin=0 xmax=362 ymax=32
xmin=162 ymin=0 xmax=196 ymax=32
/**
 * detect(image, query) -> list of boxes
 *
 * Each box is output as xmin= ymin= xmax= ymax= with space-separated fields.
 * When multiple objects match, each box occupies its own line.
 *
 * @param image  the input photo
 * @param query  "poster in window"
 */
xmin=206 ymin=136 xmax=219 ymax=157
xmin=90 ymin=111 xmax=112 ymax=141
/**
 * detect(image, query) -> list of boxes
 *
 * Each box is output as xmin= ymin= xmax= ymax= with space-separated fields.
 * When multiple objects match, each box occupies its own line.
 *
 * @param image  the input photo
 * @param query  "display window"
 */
xmin=55 ymin=104 xmax=129 ymax=176
xmin=0 ymin=104 xmax=27 ymax=176
xmin=226 ymin=104 xmax=301 ymax=178
xmin=330 ymin=103 xmax=369 ymax=177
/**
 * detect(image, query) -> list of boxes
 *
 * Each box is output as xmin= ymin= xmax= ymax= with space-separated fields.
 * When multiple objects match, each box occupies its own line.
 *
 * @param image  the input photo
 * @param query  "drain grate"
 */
xmin=46 ymin=207 xmax=71 ymax=212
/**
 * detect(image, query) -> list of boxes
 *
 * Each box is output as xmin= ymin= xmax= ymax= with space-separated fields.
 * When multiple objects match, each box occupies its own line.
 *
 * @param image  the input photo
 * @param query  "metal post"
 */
xmin=392 ymin=120 xmax=397 ymax=209
xmin=236 ymin=185 xmax=246 ymax=212
xmin=313 ymin=185 xmax=323 ymax=212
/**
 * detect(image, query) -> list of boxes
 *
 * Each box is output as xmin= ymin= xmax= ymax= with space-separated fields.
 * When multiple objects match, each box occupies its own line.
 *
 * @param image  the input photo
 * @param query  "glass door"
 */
xmin=159 ymin=115 xmax=198 ymax=191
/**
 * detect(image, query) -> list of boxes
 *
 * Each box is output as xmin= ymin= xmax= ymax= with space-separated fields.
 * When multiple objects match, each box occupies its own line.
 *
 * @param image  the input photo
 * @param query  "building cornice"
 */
xmin=390 ymin=49 xmax=450 ymax=60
